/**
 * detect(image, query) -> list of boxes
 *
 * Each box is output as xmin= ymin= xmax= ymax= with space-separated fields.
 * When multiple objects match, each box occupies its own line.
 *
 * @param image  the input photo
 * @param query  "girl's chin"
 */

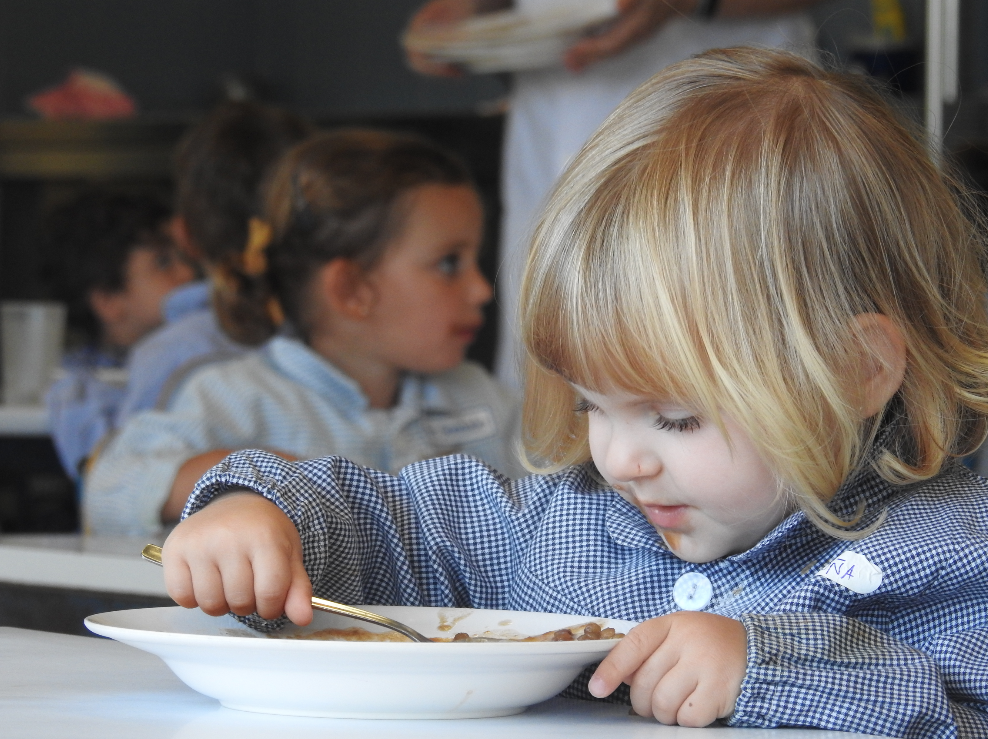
xmin=665 ymin=538 xmax=725 ymax=564
xmin=408 ymin=354 xmax=466 ymax=375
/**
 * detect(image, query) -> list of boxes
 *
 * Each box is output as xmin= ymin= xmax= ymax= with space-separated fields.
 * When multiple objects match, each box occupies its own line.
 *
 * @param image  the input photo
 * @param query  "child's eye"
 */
xmin=154 ymin=250 xmax=176 ymax=270
xmin=574 ymin=399 xmax=598 ymax=414
xmin=652 ymin=415 xmax=701 ymax=433
xmin=438 ymin=253 xmax=461 ymax=276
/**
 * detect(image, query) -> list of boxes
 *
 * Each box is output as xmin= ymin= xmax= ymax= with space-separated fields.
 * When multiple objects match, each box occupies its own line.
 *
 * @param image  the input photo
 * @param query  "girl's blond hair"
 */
xmin=521 ymin=47 xmax=988 ymax=536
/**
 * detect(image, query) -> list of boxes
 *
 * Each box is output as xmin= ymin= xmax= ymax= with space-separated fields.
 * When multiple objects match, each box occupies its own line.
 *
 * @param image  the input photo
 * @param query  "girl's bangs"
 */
xmin=525 ymin=163 xmax=717 ymax=412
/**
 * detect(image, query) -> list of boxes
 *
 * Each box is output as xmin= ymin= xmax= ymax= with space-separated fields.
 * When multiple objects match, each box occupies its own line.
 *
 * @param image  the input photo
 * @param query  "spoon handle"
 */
xmin=309 ymin=597 xmax=432 ymax=642
xmin=141 ymin=544 xmax=432 ymax=643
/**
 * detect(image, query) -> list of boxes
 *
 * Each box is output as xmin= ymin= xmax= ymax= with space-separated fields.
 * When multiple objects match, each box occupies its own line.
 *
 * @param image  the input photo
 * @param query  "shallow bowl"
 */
xmin=85 ymin=605 xmax=637 ymax=719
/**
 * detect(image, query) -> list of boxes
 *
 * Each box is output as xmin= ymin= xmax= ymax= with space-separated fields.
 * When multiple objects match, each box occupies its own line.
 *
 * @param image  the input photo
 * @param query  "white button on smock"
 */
xmin=673 ymin=572 xmax=713 ymax=611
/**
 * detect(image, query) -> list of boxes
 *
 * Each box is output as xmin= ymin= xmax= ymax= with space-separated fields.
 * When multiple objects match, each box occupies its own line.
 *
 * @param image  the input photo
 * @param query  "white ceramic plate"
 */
xmin=402 ymin=0 xmax=618 ymax=73
xmin=85 ymin=605 xmax=637 ymax=719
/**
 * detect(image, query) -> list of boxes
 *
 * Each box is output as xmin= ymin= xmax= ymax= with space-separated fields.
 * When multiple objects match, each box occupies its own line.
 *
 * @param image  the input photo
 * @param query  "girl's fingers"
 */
xmin=250 ymin=546 xmax=296 ymax=621
xmin=191 ymin=560 xmax=232 ymax=616
xmin=588 ymin=617 xmax=672 ymax=697
xmin=647 ymin=666 xmax=697 ymax=725
xmin=626 ymin=641 xmax=681 ymax=718
xmin=220 ymin=555 xmax=259 ymax=617
xmin=283 ymin=556 xmax=314 ymax=626
xmin=675 ymin=682 xmax=722 ymax=729
xmin=163 ymin=552 xmax=197 ymax=608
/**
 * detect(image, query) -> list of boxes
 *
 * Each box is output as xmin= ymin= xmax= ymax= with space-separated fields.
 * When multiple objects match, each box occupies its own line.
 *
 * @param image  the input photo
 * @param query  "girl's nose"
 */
xmin=468 ymin=263 xmax=493 ymax=306
xmin=602 ymin=423 xmax=662 ymax=483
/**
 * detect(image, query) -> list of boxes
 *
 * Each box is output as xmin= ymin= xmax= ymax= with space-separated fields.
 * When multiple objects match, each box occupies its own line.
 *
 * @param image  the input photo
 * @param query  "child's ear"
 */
xmin=319 ymin=258 xmax=375 ymax=320
xmin=850 ymin=313 xmax=906 ymax=419
xmin=170 ymin=215 xmax=204 ymax=262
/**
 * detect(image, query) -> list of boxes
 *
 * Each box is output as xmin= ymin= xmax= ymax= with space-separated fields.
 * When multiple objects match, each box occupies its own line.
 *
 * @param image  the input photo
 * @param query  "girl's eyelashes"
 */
xmin=574 ymin=395 xmax=699 ymax=432
xmin=652 ymin=414 xmax=701 ymax=433
xmin=573 ymin=398 xmax=598 ymax=414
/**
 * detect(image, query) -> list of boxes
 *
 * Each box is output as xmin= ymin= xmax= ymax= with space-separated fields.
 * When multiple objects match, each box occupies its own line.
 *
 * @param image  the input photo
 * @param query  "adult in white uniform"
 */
xmin=407 ymin=0 xmax=823 ymax=387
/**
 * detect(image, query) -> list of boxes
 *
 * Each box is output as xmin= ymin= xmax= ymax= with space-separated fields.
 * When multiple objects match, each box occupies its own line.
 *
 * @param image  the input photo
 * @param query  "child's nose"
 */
xmin=602 ymin=423 xmax=662 ymax=483
xmin=468 ymin=264 xmax=493 ymax=306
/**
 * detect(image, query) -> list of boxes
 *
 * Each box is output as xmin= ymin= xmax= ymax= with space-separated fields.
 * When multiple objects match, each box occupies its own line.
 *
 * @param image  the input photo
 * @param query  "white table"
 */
xmin=0 ymin=626 xmax=876 ymax=739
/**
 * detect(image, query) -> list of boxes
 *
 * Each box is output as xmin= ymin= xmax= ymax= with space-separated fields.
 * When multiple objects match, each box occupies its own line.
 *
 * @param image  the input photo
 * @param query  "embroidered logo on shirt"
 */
xmin=424 ymin=406 xmax=497 ymax=447
xmin=818 ymin=550 xmax=883 ymax=594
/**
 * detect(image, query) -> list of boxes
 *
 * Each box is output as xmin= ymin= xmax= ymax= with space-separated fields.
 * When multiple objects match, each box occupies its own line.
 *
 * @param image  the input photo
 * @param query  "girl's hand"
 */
xmin=564 ymin=0 xmax=689 ymax=73
xmin=589 ymin=611 xmax=747 ymax=726
xmin=162 ymin=492 xmax=313 ymax=625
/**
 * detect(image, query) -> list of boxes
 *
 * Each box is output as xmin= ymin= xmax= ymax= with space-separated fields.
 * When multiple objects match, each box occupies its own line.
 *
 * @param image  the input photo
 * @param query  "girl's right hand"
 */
xmin=162 ymin=492 xmax=313 ymax=625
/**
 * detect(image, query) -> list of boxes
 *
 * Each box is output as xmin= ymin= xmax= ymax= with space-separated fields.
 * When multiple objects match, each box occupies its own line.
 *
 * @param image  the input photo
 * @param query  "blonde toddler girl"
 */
xmin=161 ymin=49 xmax=988 ymax=737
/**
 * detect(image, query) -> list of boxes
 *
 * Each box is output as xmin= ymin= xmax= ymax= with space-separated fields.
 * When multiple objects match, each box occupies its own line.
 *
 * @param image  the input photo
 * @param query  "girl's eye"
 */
xmin=154 ymin=250 xmax=176 ymax=270
xmin=652 ymin=415 xmax=701 ymax=433
xmin=438 ymin=253 xmax=461 ymax=276
xmin=574 ymin=399 xmax=598 ymax=414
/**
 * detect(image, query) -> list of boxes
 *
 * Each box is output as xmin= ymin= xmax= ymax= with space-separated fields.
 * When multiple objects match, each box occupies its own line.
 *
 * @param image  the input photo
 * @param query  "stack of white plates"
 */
xmin=403 ymin=0 xmax=619 ymax=73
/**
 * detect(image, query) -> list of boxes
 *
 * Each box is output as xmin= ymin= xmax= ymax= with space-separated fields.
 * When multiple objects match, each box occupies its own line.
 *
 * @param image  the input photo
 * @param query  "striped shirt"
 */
xmin=186 ymin=449 xmax=988 ymax=738
xmin=85 ymin=337 xmax=522 ymax=535
xmin=116 ymin=281 xmax=246 ymax=424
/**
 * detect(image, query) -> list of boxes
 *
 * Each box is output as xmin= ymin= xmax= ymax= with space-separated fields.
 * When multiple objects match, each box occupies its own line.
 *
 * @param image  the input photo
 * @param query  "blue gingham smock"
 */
xmin=85 ymin=336 xmax=522 ymax=535
xmin=186 ymin=450 xmax=988 ymax=738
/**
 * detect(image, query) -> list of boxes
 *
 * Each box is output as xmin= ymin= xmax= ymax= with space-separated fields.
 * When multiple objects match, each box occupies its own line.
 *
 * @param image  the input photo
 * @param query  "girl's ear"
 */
xmin=169 ymin=215 xmax=203 ymax=262
xmin=319 ymin=258 xmax=375 ymax=320
xmin=851 ymin=313 xmax=907 ymax=419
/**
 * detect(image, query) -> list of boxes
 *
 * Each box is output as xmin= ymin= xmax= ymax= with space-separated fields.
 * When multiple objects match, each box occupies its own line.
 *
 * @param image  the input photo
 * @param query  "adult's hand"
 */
xmin=565 ymin=0 xmax=694 ymax=73
xmin=404 ymin=0 xmax=486 ymax=77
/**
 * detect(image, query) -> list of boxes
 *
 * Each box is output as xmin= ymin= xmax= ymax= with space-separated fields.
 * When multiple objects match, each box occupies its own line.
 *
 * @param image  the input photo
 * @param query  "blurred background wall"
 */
xmin=0 ymin=0 xmax=506 ymax=117
xmin=0 ymin=0 xmax=987 ymax=534
xmin=0 ymin=0 xmax=965 ymax=119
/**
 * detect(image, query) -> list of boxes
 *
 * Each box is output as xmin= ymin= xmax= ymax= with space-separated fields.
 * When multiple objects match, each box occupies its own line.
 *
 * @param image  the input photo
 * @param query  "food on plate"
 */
xmin=279 ymin=621 xmax=625 ymax=643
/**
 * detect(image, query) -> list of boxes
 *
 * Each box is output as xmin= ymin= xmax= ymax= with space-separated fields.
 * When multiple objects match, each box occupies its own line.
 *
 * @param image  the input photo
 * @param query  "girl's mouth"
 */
xmin=453 ymin=324 xmax=481 ymax=342
xmin=641 ymin=504 xmax=689 ymax=530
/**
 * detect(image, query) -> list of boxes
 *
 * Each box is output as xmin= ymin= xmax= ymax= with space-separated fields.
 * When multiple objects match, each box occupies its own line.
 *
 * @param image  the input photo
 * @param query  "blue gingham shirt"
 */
xmin=86 ymin=337 xmax=522 ymax=535
xmin=187 ymin=450 xmax=988 ymax=738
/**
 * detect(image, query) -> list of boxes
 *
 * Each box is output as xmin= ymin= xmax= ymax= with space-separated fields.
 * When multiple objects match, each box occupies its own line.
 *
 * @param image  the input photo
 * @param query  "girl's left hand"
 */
xmin=588 ymin=611 xmax=747 ymax=726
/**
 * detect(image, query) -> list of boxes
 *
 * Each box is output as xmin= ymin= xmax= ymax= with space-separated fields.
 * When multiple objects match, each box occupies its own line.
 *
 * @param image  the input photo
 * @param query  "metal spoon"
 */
xmin=141 ymin=544 xmax=432 ymax=643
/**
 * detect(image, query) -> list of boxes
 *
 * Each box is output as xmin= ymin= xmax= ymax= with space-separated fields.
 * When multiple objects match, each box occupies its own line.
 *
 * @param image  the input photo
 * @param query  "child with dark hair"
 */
xmin=113 ymin=101 xmax=314 ymax=424
xmin=43 ymin=190 xmax=194 ymax=478
xmin=85 ymin=129 xmax=521 ymax=534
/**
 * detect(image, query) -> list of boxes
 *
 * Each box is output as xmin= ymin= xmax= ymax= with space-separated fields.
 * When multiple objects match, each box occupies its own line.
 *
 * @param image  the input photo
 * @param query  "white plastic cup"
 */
xmin=1 ymin=301 xmax=66 ymax=406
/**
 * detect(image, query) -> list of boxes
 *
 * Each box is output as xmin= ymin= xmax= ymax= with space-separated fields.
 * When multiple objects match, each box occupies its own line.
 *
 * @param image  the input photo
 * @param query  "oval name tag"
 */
xmin=818 ymin=550 xmax=883 ymax=595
